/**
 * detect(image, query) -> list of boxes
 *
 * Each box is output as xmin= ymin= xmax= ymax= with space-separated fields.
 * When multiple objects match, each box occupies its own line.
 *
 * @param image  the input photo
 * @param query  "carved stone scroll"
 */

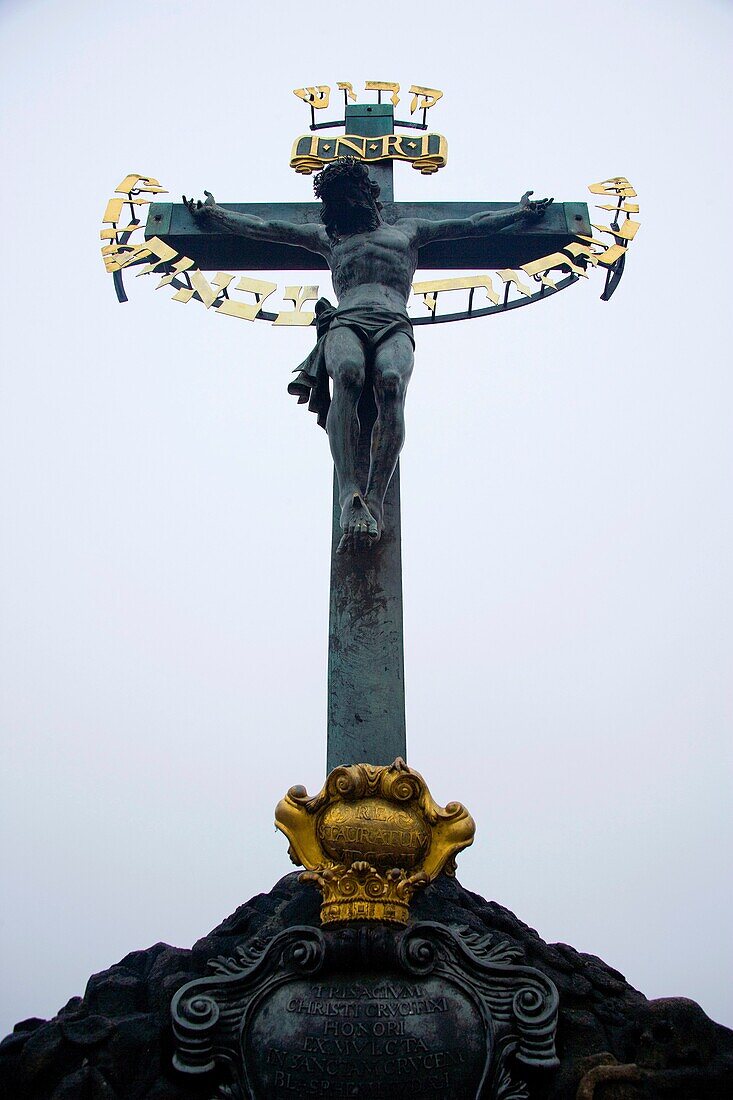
xmin=171 ymin=921 xmax=559 ymax=1099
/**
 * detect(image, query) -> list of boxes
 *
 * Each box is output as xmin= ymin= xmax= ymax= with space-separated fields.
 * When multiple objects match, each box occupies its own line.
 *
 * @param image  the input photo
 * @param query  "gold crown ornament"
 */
xmin=275 ymin=759 xmax=475 ymax=925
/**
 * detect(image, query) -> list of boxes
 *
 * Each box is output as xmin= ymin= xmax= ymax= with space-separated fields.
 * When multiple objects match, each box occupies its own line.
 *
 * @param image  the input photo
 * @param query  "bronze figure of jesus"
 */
xmin=185 ymin=159 xmax=550 ymax=552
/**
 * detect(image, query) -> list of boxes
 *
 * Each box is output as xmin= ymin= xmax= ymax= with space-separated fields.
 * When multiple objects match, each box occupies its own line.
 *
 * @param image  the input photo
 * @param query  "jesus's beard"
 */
xmin=321 ymin=197 xmax=381 ymax=240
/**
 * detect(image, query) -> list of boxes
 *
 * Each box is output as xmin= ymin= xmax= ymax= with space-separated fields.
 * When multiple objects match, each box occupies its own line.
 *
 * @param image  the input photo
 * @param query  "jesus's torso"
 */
xmin=327 ymin=222 xmax=417 ymax=313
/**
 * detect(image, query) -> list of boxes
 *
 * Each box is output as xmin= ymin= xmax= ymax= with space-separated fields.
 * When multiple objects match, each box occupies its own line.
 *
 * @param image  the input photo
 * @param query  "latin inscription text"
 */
xmin=249 ymin=976 xmax=481 ymax=1099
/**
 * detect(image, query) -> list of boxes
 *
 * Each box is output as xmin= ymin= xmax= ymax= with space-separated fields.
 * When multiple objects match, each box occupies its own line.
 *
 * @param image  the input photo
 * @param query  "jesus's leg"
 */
xmin=324 ymin=327 xmax=378 ymax=551
xmin=365 ymin=332 xmax=414 ymax=541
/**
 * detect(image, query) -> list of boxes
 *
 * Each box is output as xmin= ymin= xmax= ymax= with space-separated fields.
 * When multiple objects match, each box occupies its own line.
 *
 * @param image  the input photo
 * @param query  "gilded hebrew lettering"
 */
xmin=169 ymin=284 xmax=197 ymax=304
xmin=588 ymin=177 xmax=637 ymax=198
xmin=337 ymin=81 xmax=357 ymax=102
xmin=215 ymin=276 xmax=278 ymax=321
xmin=412 ymin=275 xmax=500 ymax=312
xmin=408 ymin=85 xmax=443 ymax=113
xmin=522 ymin=251 xmax=587 ymax=279
xmin=155 ymin=256 xmax=196 ymax=290
xmin=566 ymin=240 xmax=607 ymax=267
xmin=588 ymin=223 xmax=635 ymax=250
xmin=101 ymin=170 xmax=640 ymax=320
xmin=171 ymin=270 xmax=233 ymax=308
xmin=293 ymin=85 xmax=330 ymax=109
xmin=102 ymin=196 xmax=151 ymax=225
xmin=274 ymin=285 xmax=319 ymax=326
xmin=592 ymin=218 xmax=640 ymax=241
xmin=102 ymin=244 xmax=137 ymax=271
xmin=596 ymin=202 xmax=639 ymax=214
xmin=576 ymin=236 xmax=627 ymax=267
xmin=100 ymin=222 xmax=144 ymax=242
xmin=136 ymin=240 xmax=184 ymax=277
xmin=102 ymin=236 xmax=178 ymax=275
xmin=114 ymin=174 xmax=167 ymax=195
xmin=497 ymin=270 xmax=533 ymax=298
xmin=365 ymin=80 xmax=400 ymax=106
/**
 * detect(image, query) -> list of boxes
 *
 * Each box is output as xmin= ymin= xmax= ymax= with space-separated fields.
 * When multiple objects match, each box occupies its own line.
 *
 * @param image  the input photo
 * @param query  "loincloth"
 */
xmin=287 ymin=298 xmax=414 ymax=429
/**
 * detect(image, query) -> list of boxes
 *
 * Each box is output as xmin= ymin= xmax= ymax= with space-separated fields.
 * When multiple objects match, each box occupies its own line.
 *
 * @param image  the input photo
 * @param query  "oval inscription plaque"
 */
xmin=244 ymin=968 xmax=489 ymax=1099
xmin=316 ymin=799 xmax=431 ymax=870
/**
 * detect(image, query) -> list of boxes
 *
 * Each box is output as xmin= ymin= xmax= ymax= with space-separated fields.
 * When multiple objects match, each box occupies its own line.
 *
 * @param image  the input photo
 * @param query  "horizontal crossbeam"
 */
xmin=145 ymin=201 xmax=590 ymax=273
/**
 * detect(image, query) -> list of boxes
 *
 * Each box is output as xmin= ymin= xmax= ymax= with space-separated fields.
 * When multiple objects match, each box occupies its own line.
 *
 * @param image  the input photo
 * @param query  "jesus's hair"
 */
xmin=313 ymin=158 xmax=383 ymax=240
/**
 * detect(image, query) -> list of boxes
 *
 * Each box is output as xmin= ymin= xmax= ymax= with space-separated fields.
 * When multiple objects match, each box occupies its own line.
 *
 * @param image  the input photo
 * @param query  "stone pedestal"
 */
xmin=2 ymin=875 xmax=732 ymax=1098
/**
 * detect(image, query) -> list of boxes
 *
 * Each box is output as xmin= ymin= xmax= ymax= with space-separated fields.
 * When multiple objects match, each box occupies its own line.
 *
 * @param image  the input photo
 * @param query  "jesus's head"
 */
xmin=313 ymin=158 xmax=383 ymax=241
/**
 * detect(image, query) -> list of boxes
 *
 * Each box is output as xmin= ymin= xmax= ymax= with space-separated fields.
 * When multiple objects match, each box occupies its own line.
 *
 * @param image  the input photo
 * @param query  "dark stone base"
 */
xmin=2 ymin=873 xmax=732 ymax=1098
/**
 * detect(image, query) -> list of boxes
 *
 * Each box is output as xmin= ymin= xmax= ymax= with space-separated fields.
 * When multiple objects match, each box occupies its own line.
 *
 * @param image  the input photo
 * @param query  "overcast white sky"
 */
xmin=1 ymin=0 xmax=732 ymax=1040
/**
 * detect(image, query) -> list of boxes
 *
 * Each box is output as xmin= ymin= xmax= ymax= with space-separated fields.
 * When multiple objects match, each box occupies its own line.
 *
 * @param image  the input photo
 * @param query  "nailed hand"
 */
xmin=183 ymin=190 xmax=216 ymax=216
xmin=520 ymin=190 xmax=553 ymax=218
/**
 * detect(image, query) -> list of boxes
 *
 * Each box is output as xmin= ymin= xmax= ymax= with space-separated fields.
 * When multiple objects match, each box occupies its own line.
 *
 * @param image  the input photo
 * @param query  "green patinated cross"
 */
xmin=144 ymin=103 xmax=589 ymax=775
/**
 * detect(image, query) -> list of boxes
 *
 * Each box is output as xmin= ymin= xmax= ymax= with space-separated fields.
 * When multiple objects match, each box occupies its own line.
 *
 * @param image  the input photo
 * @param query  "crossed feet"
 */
xmin=337 ymin=492 xmax=383 ymax=554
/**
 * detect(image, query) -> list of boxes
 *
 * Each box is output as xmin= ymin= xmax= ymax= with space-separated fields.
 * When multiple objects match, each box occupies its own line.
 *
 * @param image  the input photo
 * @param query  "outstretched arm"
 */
xmin=399 ymin=191 xmax=553 ymax=248
xmin=183 ymin=191 xmax=329 ymax=257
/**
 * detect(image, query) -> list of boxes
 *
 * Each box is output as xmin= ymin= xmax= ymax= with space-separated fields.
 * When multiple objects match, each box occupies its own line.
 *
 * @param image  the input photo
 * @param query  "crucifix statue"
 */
xmin=104 ymin=87 xmax=635 ymax=776
xmin=185 ymin=163 xmax=550 ymax=553
xmin=98 ymin=84 xmax=639 ymax=1098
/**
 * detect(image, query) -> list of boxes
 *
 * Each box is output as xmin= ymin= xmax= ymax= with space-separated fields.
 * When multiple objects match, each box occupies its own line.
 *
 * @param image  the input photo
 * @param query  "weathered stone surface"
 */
xmin=49 ymin=1064 xmax=117 ymax=1099
xmin=1 ymin=873 xmax=731 ymax=1098
xmin=59 ymin=1013 xmax=115 ymax=1047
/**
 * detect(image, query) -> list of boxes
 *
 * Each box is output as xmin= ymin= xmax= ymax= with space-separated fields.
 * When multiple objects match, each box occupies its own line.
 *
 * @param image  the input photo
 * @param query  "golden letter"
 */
xmin=589 ymin=217 xmax=642 ymax=246
xmin=102 ymin=244 xmax=136 ymax=272
xmin=595 ymin=202 xmax=639 ymax=214
xmin=409 ymin=85 xmax=443 ymax=114
xmin=103 ymin=235 xmax=178 ymax=274
xmin=365 ymin=81 xmax=400 ymax=107
xmin=337 ymin=81 xmax=357 ymax=101
xmin=336 ymin=136 xmax=367 ymax=158
xmin=576 ymin=236 xmax=627 ymax=267
xmin=102 ymin=196 xmax=151 ymax=225
xmin=522 ymin=232 xmax=635 ymax=281
xmin=521 ymin=252 xmax=580 ymax=281
xmin=497 ymin=270 xmax=534 ymax=298
xmin=588 ymin=177 xmax=637 ymax=199
xmin=412 ymin=275 xmax=500 ymax=313
xmin=565 ymin=241 xmax=604 ymax=268
xmin=115 ymin=174 xmax=167 ymax=195
xmin=171 ymin=270 xmax=234 ymax=308
xmin=215 ymin=277 xmax=278 ymax=322
xmin=590 ymin=218 xmax=640 ymax=242
xmin=293 ymin=86 xmax=330 ymax=109
xmin=135 ymin=239 xmax=182 ymax=277
xmin=155 ymin=256 xmax=196 ymax=289
xmin=274 ymin=286 xmax=319 ymax=326
xmin=100 ymin=222 xmax=145 ymax=242
xmin=384 ymin=134 xmax=408 ymax=158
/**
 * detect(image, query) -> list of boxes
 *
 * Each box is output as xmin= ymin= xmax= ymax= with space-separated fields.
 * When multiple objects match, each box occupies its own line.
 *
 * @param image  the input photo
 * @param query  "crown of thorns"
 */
xmin=313 ymin=157 xmax=382 ymax=207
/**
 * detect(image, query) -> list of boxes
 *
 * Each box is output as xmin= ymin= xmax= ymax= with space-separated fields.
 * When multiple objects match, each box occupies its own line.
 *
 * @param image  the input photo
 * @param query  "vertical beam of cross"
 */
xmin=326 ymin=103 xmax=406 ymax=773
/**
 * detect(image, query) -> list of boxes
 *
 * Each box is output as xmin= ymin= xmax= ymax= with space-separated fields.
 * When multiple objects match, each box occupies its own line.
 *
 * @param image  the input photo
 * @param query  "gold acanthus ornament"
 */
xmin=275 ymin=759 xmax=475 ymax=926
